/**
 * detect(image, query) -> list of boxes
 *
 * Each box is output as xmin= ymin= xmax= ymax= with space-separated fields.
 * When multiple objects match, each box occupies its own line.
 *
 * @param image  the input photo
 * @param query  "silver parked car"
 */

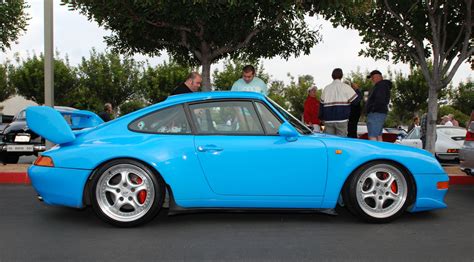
xmin=397 ymin=125 xmax=466 ymax=162
xmin=459 ymin=120 xmax=474 ymax=176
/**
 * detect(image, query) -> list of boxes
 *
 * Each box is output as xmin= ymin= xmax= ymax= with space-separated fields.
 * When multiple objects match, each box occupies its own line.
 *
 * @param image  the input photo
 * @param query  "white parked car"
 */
xmin=397 ymin=125 xmax=466 ymax=162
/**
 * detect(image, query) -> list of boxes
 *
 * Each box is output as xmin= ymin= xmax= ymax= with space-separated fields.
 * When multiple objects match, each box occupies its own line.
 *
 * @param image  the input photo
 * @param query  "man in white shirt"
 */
xmin=320 ymin=68 xmax=359 ymax=136
xmin=231 ymin=65 xmax=267 ymax=95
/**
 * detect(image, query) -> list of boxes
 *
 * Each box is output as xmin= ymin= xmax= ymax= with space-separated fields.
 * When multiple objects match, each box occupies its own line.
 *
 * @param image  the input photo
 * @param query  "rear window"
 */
xmin=437 ymin=127 xmax=466 ymax=137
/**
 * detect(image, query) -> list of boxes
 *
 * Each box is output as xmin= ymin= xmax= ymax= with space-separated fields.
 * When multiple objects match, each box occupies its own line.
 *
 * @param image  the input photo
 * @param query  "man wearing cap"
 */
xmin=320 ymin=68 xmax=359 ymax=136
xmin=303 ymin=85 xmax=321 ymax=132
xmin=366 ymin=70 xmax=392 ymax=141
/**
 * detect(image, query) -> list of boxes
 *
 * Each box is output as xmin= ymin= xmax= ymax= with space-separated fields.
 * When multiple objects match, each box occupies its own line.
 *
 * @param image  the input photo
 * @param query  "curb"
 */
xmin=0 ymin=171 xmax=473 ymax=185
xmin=0 ymin=172 xmax=31 ymax=184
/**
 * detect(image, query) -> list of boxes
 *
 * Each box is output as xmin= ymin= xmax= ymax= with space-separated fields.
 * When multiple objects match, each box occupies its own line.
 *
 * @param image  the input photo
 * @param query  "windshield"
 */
xmin=266 ymin=97 xmax=312 ymax=135
xmin=15 ymin=110 xmax=26 ymax=121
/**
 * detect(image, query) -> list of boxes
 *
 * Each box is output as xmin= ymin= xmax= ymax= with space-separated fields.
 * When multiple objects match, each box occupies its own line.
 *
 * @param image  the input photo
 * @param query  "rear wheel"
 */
xmin=343 ymin=161 xmax=415 ymax=223
xmin=90 ymin=159 xmax=165 ymax=227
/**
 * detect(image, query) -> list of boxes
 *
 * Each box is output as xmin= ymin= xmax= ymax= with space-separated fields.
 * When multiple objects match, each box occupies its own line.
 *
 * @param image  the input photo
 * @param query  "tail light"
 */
xmin=466 ymin=131 xmax=474 ymax=141
xmin=446 ymin=149 xmax=459 ymax=153
xmin=34 ymin=156 xmax=54 ymax=167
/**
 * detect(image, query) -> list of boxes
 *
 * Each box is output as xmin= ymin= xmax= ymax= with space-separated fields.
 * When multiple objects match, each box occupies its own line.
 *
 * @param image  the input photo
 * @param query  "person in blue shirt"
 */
xmin=231 ymin=65 xmax=267 ymax=95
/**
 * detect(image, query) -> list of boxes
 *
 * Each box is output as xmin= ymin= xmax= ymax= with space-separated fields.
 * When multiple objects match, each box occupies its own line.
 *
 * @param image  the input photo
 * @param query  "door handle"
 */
xmin=197 ymin=145 xmax=224 ymax=152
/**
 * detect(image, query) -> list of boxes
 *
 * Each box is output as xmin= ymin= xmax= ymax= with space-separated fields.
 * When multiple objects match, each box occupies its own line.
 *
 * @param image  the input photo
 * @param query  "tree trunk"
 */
xmin=425 ymin=86 xmax=439 ymax=154
xmin=201 ymin=59 xmax=212 ymax=91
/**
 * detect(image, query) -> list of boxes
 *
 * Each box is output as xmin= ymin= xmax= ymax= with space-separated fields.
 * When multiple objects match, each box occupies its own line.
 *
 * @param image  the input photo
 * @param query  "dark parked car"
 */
xmin=0 ymin=107 xmax=104 ymax=164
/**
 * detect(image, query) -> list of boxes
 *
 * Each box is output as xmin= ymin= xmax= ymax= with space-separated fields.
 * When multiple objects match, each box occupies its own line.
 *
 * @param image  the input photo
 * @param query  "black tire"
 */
xmin=342 ymin=161 xmax=415 ymax=223
xmin=90 ymin=159 xmax=165 ymax=227
xmin=4 ymin=154 xmax=20 ymax=164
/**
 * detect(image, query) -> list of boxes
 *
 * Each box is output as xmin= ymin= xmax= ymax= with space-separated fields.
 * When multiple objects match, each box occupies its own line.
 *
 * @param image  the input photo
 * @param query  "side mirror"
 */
xmin=278 ymin=122 xmax=298 ymax=142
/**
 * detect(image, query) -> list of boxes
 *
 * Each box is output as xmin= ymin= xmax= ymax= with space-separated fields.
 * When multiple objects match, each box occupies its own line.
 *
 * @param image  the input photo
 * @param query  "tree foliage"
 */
xmin=141 ymin=60 xmax=193 ymax=104
xmin=0 ymin=62 xmax=14 ymax=101
xmin=8 ymin=53 xmax=78 ymax=105
xmin=77 ymin=49 xmax=144 ymax=111
xmin=321 ymin=0 xmax=473 ymax=153
xmin=213 ymin=59 xmax=269 ymax=91
xmin=0 ymin=0 xmax=29 ymax=52
xmin=63 ymin=0 xmax=321 ymax=90
xmin=119 ymin=99 xmax=146 ymax=116
xmin=451 ymin=80 xmax=474 ymax=116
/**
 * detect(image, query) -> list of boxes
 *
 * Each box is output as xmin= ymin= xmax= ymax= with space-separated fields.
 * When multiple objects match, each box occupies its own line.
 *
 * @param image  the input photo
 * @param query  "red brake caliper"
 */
xmin=382 ymin=172 xmax=398 ymax=193
xmin=136 ymin=177 xmax=147 ymax=204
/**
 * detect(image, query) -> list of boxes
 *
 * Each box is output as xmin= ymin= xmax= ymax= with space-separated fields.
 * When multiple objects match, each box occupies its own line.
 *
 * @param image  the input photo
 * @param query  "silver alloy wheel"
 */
xmin=96 ymin=164 xmax=155 ymax=222
xmin=356 ymin=164 xmax=408 ymax=219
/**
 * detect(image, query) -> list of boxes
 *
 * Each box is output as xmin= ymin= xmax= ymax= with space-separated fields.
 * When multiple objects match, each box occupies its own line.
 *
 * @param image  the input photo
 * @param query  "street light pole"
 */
xmin=44 ymin=0 xmax=54 ymax=150
xmin=44 ymin=0 xmax=54 ymax=107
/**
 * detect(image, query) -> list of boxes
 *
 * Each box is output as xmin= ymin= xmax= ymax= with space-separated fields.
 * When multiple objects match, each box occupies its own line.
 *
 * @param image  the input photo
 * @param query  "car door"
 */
xmin=189 ymin=99 xmax=328 ymax=197
xmin=399 ymin=126 xmax=422 ymax=148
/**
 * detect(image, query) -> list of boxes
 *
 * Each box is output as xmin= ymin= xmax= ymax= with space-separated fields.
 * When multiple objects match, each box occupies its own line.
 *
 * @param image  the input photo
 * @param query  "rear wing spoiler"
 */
xmin=26 ymin=106 xmax=104 ymax=144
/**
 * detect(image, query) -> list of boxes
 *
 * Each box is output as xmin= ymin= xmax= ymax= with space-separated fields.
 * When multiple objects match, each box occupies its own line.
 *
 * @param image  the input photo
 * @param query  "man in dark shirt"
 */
xmin=171 ymin=72 xmax=202 ymax=95
xmin=98 ymin=103 xmax=114 ymax=122
xmin=347 ymin=82 xmax=362 ymax=138
xmin=366 ymin=70 xmax=391 ymax=141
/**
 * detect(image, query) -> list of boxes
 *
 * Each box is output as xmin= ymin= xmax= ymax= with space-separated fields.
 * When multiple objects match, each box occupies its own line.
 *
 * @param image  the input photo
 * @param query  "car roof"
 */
xmin=164 ymin=91 xmax=266 ymax=103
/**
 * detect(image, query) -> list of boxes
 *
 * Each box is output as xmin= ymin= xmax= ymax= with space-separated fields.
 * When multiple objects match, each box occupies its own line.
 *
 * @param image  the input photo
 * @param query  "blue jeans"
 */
xmin=367 ymin=112 xmax=387 ymax=137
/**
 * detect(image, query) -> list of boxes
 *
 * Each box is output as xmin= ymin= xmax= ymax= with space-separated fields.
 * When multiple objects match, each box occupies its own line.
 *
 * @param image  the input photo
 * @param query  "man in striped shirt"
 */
xmin=320 ymin=68 xmax=359 ymax=137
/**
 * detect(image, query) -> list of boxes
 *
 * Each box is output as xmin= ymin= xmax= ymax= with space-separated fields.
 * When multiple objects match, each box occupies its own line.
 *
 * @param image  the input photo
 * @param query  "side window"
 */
xmin=255 ymin=102 xmax=282 ymax=135
xmin=189 ymin=101 xmax=264 ymax=135
xmin=129 ymin=105 xmax=191 ymax=134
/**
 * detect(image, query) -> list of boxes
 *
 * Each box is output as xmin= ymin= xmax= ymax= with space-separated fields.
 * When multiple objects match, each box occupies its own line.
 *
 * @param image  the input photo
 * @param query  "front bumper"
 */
xmin=409 ymin=173 xmax=449 ymax=212
xmin=28 ymin=165 xmax=92 ymax=208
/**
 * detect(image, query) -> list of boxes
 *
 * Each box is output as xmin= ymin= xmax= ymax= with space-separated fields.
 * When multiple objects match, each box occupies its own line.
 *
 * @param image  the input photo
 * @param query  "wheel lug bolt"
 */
xmin=123 ymin=183 xmax=127 ymax=187
xmin=128 ymin=197 xmax=132 ymax=201
xmin=119 ymin=197 xmax=124 ymax=201
xmin=379 ymin=196 xmax=383 ymax=200
xmin=373 ymin=191 xmax=376 ymax=194
xmin=131 ymin=188 xmax=135 ymax=192
xmin=376 ymin=183 xmax=380 ymax=187
xmin=116 ymin=189 xmax=120 ymax=193
xmin=384 ymin=184 xmax=387 ymax=187
xmin=385 ymin=192 xmax=389 ymax=195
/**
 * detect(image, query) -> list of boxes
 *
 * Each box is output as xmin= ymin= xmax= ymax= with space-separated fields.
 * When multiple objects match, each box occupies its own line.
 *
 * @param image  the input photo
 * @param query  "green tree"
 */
xmin=77 ymin=49 xmax=144 ymax=111
xmin=0 ymin=0 xmax=29 ymax=52
xmin=63 ymin=1 xmax=321 ymax=90
xmin=322 ymin=0 xmax=474 ymax=153
xmin=267 ymin=80 xmax=287 ymax=108
xmin=141 ymin=60 xmax=193 ymax=104
xmin=0 ymin=62 xmax=14 ymax=101
xmin=119 ymin=99 xmax=146 ymax=116
xmin=285 ymin=75 xmax=314 ymax=118
xmin=451 ymin=80 xmax=473 ymax=116
xmin=213 ymin=59 xmax=269 ymax=91
xmin=9 ymin=53 xmax=78 ymax=105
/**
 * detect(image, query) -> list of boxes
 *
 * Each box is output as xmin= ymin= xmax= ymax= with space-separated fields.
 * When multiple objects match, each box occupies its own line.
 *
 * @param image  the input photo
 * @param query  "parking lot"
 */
xmin=0 ymin=184 xmax=472 ymax=261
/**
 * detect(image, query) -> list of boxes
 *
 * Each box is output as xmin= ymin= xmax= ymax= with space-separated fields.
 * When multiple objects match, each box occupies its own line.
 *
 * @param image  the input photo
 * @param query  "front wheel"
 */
xmin=90 ymin=159 xmax=165 ymax=227
xmin=343 ymin=161 xmax=415 ymax=223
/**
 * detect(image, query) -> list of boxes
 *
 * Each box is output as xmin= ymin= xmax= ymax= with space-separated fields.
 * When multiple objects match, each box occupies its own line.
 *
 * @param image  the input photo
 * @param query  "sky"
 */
xmin=1 ymin=0 xmax=472 ymax=89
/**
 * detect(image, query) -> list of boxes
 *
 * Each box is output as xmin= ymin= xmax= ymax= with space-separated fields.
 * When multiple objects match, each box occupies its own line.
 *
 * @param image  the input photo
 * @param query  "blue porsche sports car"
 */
xmin=26 ymin=92 xmax=449 ymax=227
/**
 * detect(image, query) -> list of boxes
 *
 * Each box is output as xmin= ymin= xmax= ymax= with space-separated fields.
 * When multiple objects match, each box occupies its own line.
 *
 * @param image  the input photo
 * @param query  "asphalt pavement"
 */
xmin=0 ymin=185 xmax=473 ymax=261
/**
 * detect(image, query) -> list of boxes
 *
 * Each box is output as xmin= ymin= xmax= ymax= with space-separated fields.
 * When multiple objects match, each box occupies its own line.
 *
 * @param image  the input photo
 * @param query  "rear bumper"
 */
xmin=28 ymin=165 xmax=91 ymax=208
xmin=0 ymin=143 xmax=46 ymax=153
xmin=409 ymin=173 xmax=449 ymax=212
xmin=435 ymin=152 xmax=459 ymax=161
